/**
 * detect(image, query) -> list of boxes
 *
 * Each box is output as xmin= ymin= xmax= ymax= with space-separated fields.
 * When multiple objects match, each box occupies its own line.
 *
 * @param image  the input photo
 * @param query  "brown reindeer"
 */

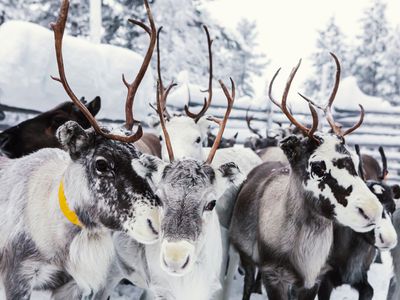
xmin=0 ymin=97 xmax=101 ymax=158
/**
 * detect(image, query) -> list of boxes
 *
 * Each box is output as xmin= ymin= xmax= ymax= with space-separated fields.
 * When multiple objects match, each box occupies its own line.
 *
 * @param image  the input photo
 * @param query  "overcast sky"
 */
xmin=202 ymin=0 xmax=400 ymax=98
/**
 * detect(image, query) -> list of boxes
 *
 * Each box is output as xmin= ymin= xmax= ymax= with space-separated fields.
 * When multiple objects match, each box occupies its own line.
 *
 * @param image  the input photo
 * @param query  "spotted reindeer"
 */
xmin=317 ymin=145 xmax=397 ymax=300
xmin=229 ymin=54 xmax=383 ymax=300
xmin=0 ymin=0 xmax=162 ymax=298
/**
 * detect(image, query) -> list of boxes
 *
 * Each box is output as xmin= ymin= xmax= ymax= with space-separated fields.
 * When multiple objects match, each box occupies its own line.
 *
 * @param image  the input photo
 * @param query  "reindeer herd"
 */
xmin=0 ymin=1 xmax=399 ymax=300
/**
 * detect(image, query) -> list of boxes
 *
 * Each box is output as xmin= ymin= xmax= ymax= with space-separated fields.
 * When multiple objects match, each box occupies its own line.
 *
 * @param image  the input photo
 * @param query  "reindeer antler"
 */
xmin=184 ymin=25 xmax=213 ymax=123
xmin=379 ymin=146 xmax=388 ymax=180
xmin=123 ymin=0 xmax=157 ymax=130
xmin=354 ymin=144 xmax=366 ymax=181
xmin=299 ymin=53 xmax=365 ymax=137
xmin=268 ymin=60 xmax=319 ymax=144
xmin=205 ymin=78 xmax=235 ymax=164
xmin=155 ymin=27 xmax=177 ymax=162
xmin=51 ymin=0 xmax=148 ymax=143
xmin=246 ymin=107 xmax=263 ymax=139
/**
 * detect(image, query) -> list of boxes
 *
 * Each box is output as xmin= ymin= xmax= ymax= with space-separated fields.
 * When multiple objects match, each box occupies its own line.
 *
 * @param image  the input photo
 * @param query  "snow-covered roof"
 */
xmin=0 ymin=21 xmax=154 ymax=120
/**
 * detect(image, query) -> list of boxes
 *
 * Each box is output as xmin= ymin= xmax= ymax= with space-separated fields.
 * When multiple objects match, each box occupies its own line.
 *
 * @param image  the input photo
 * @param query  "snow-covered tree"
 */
xmin=227 ymin=19 xmax=267 ymax=97
xmin=0 ymin=0 xmax=265 ymax=97
xmin=351 ymin=0 xmax=390 ymax=97
xmin=304 ymin=17 xmax=349 ymax=101
xmin=380 ymin=25 xmax=400 ymax=104
xmin=0 ymin=0 xmax=90 ymax=37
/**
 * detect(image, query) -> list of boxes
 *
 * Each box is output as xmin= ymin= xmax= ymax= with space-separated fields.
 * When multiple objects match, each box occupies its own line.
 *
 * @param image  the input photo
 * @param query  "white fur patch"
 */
xmin=66 ymin=230 xmax=115 ymax=295
xmin=373 ymin=184 xmax=385 ymax=195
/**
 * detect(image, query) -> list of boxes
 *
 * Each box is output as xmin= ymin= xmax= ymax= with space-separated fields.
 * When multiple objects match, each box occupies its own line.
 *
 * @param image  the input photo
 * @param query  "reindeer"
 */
xmin=0 ymin=0 xmax=162 ymax=298
xmin=0 ymin=96 xmax=101 ymax=158
xmin=317 ymin=145 xmax=397 ymax=300
xmin=388 ymin=209 xmax=400 ymax=300
xmin=206 ymin=130 xmax=238 ymax=148
xmin=84 ymin=59 xmax=244 ymax=300
xmin=229 ymin=54 xmax=383 ymax=300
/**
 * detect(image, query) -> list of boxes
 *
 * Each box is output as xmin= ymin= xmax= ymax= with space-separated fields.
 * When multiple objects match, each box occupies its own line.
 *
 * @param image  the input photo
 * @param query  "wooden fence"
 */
xmin=1 ymin=102 xmax=400 ymax=185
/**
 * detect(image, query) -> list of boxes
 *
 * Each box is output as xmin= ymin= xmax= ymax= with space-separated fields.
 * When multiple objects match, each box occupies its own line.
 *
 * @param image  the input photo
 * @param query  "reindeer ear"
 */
xmin=131 ymin=154 xmax=167 ymax=185
xmin=86 ymin=96 xmax=101 ymax=116
xmin=213 ymin=162 xmax=245 ymax=198
xmin=280 ymin=135 xmax=303 ymax=163
xmin=56 ymin=121 xmax=92 ymax=160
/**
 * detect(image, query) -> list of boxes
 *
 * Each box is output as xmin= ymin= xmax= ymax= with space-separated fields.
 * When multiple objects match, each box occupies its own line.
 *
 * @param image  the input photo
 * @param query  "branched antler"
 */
xmin=298 ymin=53 xmax=365 ymax=137
xmin=206 ymin=78 xmax=235 ymax=164
xmin=246 ymin=108 xmax=263 ymax=138
xmin=51 ymin=0 xmax=143 ymax=143
xmin=154 ymin=26 xmax=176 ymax=162
xmin=184 ymin=25 xmax=213 ymax=123
xmin=268 ymin=60 xmax=319 ymax=143
xmin=123 ymin=0 xmax=157 ymax=130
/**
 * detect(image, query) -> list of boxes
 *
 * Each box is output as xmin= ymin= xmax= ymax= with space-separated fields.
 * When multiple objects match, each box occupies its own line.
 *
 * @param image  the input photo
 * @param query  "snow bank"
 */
xmin=0 ymin=21 xmax=154 ymax=120
xmin=167 ymin=76 xmax=268 ymax=110
xmin=334 ymin=76 xmax=392 ymax=110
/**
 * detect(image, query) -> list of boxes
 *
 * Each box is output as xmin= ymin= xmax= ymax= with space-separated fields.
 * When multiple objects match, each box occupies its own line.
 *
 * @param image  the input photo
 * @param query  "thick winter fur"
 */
xmin=0 ymin=97 xmax=101 ymax=158
xmin=319 ymin=180 xmax=397 ymax=300
xmin=388 ymin=209 xmax=400 ymax=300
xmin=0 ymin=121 xmax=160 ymax=299
xmin=91 ymin=156 xmax=245 ymax=300
xmin=229 ymin=133 xmax=383 ymax=300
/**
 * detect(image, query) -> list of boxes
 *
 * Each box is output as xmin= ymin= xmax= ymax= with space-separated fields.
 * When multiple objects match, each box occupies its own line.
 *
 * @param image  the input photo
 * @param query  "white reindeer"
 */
xmin=0 ymin=1 xmax=164 ymax=298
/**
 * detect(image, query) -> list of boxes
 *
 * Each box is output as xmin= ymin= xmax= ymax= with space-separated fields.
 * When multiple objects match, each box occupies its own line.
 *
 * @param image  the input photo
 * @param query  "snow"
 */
xmin=0 ymin=21 xmax=154 ymax=120
xmin=333 ymin=76 xmax=392 ymax=110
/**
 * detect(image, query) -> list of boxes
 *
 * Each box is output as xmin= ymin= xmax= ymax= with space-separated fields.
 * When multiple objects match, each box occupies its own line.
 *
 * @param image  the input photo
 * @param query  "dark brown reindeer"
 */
xmin=0 ymin=97 xmax=101 ymax=158
xmin=229 ymin=55 xmax=383 ymax=300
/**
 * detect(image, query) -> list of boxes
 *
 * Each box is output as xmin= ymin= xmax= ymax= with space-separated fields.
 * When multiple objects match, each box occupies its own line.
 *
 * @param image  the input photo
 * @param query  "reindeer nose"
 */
xmin=357 ymin=200 xmax=382 ymax=226
xmin=161 ymin=240 xmax=194 ymax=275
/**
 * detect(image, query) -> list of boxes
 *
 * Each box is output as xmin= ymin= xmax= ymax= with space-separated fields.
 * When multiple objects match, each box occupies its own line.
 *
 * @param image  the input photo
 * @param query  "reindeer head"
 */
xmin=51 ymin=0 xmax=160 ymax=243
xmin=159 ymin=115 xmax=211 ymax=160
xmin=134 ymin=44 xmax=243 ymax=275
xmin=0 ymin=97 xmax=100 ymax=158
xmin=355 ymin=145 xmax=397 ymax=250
xmin=132 ymin=155 xmax=243 ymax=275
xmin=270 ymin=54 xmax=382 ymax=233
xmin=58 ymin=121 xmax=161 ymax=244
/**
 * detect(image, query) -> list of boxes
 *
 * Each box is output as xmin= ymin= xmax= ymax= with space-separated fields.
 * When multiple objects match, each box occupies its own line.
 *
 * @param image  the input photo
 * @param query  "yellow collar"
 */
xmin=58 ymin=180 xmax=82 ymax=227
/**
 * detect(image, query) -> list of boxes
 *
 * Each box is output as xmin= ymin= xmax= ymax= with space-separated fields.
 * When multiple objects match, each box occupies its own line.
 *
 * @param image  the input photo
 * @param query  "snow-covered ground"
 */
xmin=0 ymin=21 xmax=154 ymax=120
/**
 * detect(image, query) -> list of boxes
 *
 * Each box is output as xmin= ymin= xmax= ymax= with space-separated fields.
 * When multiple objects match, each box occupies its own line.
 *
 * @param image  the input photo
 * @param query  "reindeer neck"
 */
xmin=284 ymin=171 xmax=333 ymax=288
xmin=286 ymin=172 xmax=332 ymax=230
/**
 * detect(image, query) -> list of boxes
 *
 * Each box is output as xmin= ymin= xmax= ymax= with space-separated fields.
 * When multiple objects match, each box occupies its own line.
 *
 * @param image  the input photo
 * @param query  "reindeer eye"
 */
xmin=95 ymin=157 xmax=109 ymax=173
xmin=204 ymin=200 xmax=216 ymax=211
xmin=311 ymin=161 xmax=326 ymax=177
xmin=195 ymin=137 xmax=201 ymax=144
xmin=159 ymin=135 xmax=163 ymax=141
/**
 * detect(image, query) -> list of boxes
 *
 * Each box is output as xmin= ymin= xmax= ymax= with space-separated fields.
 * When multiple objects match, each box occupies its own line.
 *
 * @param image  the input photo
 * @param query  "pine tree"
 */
xmin=380 ymin=25 xmax=400 ymax=104
xmin=304 ymin=17 xmax=349 ymax=101
xmin=352 ymin=0 xmax=390 ymax=97
xmin=227 ymin=19 xmax=267 ymax=97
